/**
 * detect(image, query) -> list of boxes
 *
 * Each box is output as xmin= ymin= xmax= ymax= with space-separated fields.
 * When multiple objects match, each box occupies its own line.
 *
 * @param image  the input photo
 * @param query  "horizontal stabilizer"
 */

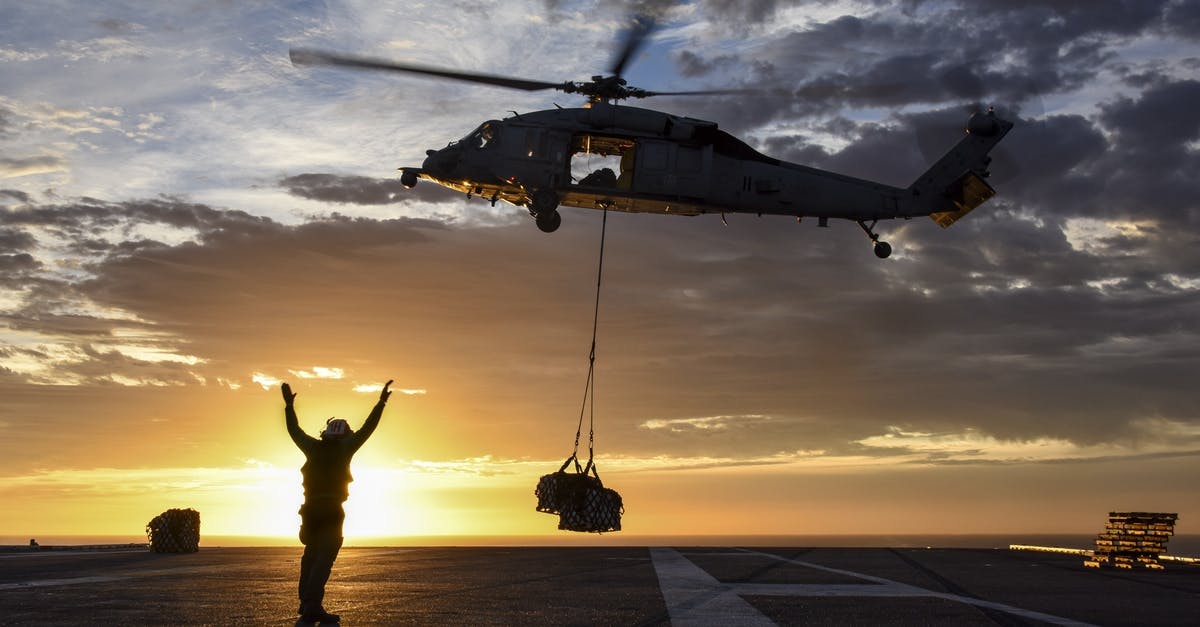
xmin=930 ymin=171 xmax=996 ymax=228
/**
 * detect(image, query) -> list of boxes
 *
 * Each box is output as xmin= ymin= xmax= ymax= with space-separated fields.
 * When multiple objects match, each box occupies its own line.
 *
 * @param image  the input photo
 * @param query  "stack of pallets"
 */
xmin=1084 ymin=511 xmax=1177 ymax=570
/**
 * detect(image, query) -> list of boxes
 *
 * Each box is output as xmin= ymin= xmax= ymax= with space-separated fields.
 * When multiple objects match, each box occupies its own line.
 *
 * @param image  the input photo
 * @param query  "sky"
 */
xmin=2 ymin=0 xmax=1199 ymax=543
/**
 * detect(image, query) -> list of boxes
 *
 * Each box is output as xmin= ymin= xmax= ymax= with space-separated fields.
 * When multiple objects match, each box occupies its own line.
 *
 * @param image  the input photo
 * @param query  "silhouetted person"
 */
xmin=283 ymin=379 xmax=393 ymax=625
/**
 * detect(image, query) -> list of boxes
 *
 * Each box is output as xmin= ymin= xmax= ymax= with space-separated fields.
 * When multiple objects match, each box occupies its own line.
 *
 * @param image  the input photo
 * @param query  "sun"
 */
xmin=341 ymin=466 xmax=432 ymax=539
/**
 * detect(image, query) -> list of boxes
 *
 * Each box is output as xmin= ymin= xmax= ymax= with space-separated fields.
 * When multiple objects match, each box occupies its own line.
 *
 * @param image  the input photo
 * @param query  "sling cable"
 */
xmin=534 ymin=208 xmax=624 ymax=533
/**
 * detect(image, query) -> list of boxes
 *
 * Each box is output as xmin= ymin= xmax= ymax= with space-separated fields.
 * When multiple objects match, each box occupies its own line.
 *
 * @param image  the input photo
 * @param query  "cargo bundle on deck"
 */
xmin=146 ymin=508 xmax=201 ymax=553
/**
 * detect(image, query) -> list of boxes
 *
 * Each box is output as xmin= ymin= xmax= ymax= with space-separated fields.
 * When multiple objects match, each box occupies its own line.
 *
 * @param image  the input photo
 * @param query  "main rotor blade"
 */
xmin=290 ymin=48 xmax=563 ymax=92
xmin=642 ymin=88 xmax=757 ymax=97
xmin=609 ymin=14 xmax=657 ymax=78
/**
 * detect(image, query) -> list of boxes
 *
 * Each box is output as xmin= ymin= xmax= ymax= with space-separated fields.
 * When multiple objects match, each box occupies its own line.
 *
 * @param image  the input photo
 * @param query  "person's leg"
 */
xmin=304 ymin=528 xmax=343 ymax=607
xmin=300 ymin=532 xmax=343 ymax=615
xmin=297 ymin=503 xmax=345 ymax=619
xmin=298 ymin=527 xmax=315 ymax=614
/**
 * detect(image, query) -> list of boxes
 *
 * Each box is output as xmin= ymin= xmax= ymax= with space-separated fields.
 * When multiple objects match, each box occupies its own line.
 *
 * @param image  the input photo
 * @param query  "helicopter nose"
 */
xmin=421 ymin=148 xmax=455 ymax=175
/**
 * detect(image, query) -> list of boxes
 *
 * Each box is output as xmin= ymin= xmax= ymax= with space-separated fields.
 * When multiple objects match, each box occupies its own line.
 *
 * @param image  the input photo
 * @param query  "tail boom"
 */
xmin=908 ymin=109 xmax=1014 ymax=227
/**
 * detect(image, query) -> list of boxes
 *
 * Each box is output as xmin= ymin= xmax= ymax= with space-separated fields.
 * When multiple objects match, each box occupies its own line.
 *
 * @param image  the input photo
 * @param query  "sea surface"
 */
xmin=6 ymin=534 xmax=1200 ymax=556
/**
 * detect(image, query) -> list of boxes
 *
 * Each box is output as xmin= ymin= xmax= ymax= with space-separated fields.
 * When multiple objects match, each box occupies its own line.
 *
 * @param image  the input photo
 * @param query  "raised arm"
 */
xmin=347 ymin=379 xmax=392 ymax=451
xmin=282 ymin=382 xmax=315 ymax=448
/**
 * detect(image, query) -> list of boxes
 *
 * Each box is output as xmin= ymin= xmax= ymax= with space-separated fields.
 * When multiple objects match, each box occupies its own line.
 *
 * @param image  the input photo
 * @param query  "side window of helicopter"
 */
xmin=524 ymin=129 xmax=543 ymax=158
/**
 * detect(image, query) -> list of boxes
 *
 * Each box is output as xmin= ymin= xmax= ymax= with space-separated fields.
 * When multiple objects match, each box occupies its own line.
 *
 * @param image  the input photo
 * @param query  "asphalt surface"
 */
xmin=1 ymin=545 xmax=1198 ymax=625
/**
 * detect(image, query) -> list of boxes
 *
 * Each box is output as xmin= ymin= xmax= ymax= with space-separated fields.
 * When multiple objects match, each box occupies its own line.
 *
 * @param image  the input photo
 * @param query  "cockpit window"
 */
xmin=460 ymin=120 xmax=500 ymax=150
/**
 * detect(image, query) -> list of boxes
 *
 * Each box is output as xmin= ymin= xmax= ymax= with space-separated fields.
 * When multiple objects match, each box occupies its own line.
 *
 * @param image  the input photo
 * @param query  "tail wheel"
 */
xmin=858 ymin=219 xmax=892 ymax=259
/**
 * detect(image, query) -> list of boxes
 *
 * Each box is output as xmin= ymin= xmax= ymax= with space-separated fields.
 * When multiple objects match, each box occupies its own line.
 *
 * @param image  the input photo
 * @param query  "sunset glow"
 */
xmin=2 ymin=1 xmax=1199 ymax=544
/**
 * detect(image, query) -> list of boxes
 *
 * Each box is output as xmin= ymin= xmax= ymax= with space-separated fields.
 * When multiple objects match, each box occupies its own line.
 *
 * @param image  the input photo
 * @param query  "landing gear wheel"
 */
xmin=529 ymin=188 xmax=559 ymax=214
xmin=536 ymin=210 xmax=562 ymax=233
xmin=529 ymin=188 xmax=561 ymax=233
xmin=858 ymin=219 xmax=892 ymax=259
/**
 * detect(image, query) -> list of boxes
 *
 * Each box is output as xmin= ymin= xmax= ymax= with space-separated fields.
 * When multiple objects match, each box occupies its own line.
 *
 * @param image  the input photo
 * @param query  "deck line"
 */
xmin=649 ymin=548 xmax=1097 ymax=627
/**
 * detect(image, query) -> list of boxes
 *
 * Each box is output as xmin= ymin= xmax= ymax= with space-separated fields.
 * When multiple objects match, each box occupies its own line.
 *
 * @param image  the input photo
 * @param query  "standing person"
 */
xmin=282 ymin=379 xmax=393 ymax=625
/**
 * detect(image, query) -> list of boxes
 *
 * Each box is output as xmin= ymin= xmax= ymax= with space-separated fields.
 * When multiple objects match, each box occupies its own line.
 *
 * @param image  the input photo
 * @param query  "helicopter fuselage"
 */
xmin=402 ymin=102 xmax=1011 ymax=257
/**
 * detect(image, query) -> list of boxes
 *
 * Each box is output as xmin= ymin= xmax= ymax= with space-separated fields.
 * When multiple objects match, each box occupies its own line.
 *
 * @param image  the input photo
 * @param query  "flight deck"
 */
xmin=2 ymin=545 xmax=1198 ymax=625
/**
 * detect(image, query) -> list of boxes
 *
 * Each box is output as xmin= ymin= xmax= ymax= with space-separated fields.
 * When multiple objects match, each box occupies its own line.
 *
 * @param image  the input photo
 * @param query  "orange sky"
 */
xmin=2 ymin=216 xmax=1197 ymax=542
xmin=2 ymin=1 xmax=1199 ymax=545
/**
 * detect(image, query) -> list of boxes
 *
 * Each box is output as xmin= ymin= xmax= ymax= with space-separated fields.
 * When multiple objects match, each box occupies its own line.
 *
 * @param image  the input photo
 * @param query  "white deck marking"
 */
xmin=651 ymin=548 xmax=1096 ymax=627
xmin=649 ymin=547 xmax=775 ymax=626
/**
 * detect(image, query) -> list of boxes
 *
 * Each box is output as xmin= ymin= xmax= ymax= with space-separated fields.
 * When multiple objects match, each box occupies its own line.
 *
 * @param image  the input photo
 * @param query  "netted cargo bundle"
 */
xmin=535 ymin=457 xmax=623 ymax=533
xmin=535 ymin=456 xmax=589 ymax=515
xmin=146 ymin=508 xmax=201 ymax=553
xmin=558 ymin=479 xmax=622 ymax=533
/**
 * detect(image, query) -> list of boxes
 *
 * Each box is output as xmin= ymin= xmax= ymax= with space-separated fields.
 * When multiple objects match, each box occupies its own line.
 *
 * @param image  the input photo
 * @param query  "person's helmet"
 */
xmin=321 ymin=417 xmax=352 ymax=439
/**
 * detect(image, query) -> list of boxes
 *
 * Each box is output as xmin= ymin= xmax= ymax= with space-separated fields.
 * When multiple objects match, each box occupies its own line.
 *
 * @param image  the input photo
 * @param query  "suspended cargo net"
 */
xmin=534 ymin=209 xmax=624 ymax=533
xmin=146 ymin=508 xmax=201 ymax=553
xmin=536 ymin=456 xmax=623 ymax=533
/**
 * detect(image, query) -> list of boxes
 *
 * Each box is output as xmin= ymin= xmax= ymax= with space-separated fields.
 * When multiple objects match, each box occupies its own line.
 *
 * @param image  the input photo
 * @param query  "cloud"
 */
xmin=674 ymin=50 xmax=739 ymax=78
xmin=1165 ymin=0 xmax=1200 ymax=37
xmin=666 ymin=1 xmax=1185 ymax=137
xmin=640 ymin=414 xmax=773 ymax=432
xmin=353 ymin=383 xmax=425 ymax=395
xmin=252 ymin=373 xmax=282 ymax=390
xmin=0 ymin=155 xmax=66 ymax=178
xmin=0 ymin=252 xmax=38 ymax=273
xmin=855 ymin=421 xmax=1200 ymax=466
xmin=289 ymin=366 xmax=345 ymax=379
xmin=280 ymin=173 xmax=462 ymax=205
xmin=0 ymin=189 xmax=31 ymax=203
xmin=0 ymin=1 xmax=1198 ymax=473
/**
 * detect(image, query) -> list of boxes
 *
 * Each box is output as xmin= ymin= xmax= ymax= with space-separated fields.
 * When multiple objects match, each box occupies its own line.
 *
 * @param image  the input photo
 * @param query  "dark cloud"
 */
xmin=0 ymin=189 xmax=31 ymax=203
xmin=672 ymin=2 xmax=1181 ymax=134
xmin=0 ymin=155 xmax=64 ymax=177
xmin=674 ymin=50 xmax=740 ymax=78
xmin=948 ymin=0 xmax=1172 ymax=37
xmin=1099 ymin=79 xmax=1200 ymax=150
xmin=0 ymin=227 xmax=36 ymax=251
xmin=0 ymin=252 xmax=38 ymax=273
xmin=0 ymin=228 xmax=44 ymax=286
xmin=280 ymin=173 xmax=461 ymax=205
xmin=1079 ymin=78 xmax=1200 ymax=239
xmin=1165 ymin=0 xmax=1200 ymax=37
xmin=95 ymin=18 xmax=138 ymax=33
xmin=697 ymin=0 xmax=787 ymax=24
xmin=3 ymin=1 xmax=1199 ymax=468
xmin=0 ymin=197 xmax=278 ymax=248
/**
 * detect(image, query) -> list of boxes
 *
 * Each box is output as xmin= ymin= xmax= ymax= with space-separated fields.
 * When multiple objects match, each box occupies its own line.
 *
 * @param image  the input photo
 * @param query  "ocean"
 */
xmin=6 ymin=534 xmax=1200 ymax=556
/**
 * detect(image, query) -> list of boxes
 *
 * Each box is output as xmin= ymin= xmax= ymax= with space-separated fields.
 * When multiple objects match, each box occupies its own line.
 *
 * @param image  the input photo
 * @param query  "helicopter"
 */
xmin=290 ymin=16 xmax=1012 ymax=259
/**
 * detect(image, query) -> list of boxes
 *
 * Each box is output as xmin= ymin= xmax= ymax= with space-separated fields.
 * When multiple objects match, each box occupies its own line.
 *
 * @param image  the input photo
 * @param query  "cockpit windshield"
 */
xmin=457 ymin=120 xmax=500 ymax=150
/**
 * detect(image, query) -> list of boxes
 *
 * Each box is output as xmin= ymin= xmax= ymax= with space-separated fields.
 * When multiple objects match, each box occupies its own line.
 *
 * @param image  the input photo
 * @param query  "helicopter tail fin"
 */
xmin=908 ymin=110 xmax=1013 ymax=228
